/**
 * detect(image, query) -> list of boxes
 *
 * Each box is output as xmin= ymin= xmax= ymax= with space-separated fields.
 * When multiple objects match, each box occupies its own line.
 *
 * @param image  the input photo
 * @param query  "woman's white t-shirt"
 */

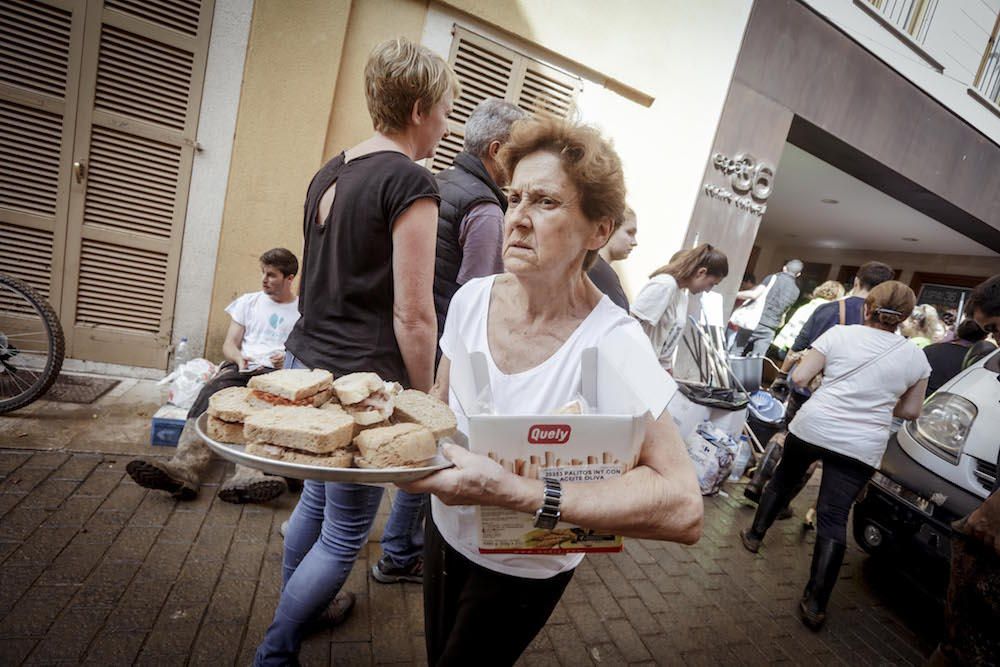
xmin=225 ymin=292 xmax=300 ymax=368
xmin=433 ymin=275 xmax=673 ymax=580
xmin=631 ymin=275 xmax=689 ymax=372
xmin=789 ymin=325 xmax=930 ymax=467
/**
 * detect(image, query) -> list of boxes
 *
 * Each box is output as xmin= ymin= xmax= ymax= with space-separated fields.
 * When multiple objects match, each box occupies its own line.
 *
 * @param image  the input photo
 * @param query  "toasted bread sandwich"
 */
xmin=248 ymin=369 xmax=334 ymax=408
xmin=353 ymin=423 xmax=436 ymax=468
xmin=243 ymin=405 xmax=354 ymax=454
xmin=207 ymin=387 xmax=261 ymax=423
xmin=391 ymin=389 xmax=457 ymax=439
xmin=333 ymin=372 xmax=401 ymax=425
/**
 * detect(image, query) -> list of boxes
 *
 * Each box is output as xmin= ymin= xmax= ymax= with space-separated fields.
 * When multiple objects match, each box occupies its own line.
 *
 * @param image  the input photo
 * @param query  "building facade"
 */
xmin=4 ymin=0 xmax=998 ymax=370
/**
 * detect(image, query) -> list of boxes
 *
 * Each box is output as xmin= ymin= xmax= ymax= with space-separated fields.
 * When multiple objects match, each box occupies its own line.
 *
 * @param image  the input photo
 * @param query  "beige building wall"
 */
xmin=205 ymin=0 xmax=753 ymax=356
xmin=754 ymin=240 xmax=1000 ymax=288
xmin=205 ymin=0 xmax=353 ymax=355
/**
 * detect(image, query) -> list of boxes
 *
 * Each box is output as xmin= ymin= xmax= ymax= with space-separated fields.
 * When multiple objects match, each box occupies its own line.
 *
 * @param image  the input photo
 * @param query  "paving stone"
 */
xmin=616 ymin=596 xmax=660 ymax=636
xmin=142 ymin=603 xmax=207 ymax=655
xmin=0 ymin=505 xmax=49 ymax=541
xmin=0 ymin=466 xmax=53 ymax=498
xmin=372 ymin=613 xmax=414 ymax=663
xmin=0 ymin=451 xmax=31 ymax=476
xmin=0 ymin=639 xmax=36 ymax=665
xmin=545 ymin=623 xmax=596 ymax=666
xmin=82 ymin=630 xmax=147 ymax=665
xmin=605 ymin=617 xmax=653 ymax=662
xmin=17 ymin=478 xmax=79 ymax=510
xmin=564 ymin=601 xmax=611 ymax=644
xmin=36 ymin=538 xmax=112 ymax=585
xmin=50 ymin=454 xmax=102 ymax=481
xmin=75 ymin=467 xmax=124 ymax=498
xmin=189 ymin=621 xmax=245 ymax=666
xmin=25 ymin=606 xmax=109 ymax=663
xmin=0 ymin=584 xmax=76 ymax=638
xmin=330 ymin=641 xmax=373 ymax=666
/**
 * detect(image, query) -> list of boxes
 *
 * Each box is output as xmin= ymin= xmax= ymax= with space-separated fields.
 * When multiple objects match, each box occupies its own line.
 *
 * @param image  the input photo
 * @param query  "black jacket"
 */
xmin=433 ymin=152 xmax=507 ymax=338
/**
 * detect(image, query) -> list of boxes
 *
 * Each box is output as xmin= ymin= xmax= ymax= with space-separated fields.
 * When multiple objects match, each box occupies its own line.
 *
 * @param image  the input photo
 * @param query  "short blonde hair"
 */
xmin=812 ymin=280 xmax=845 ymax=301
xmin=364 ymin=38 xmax=460 ymax=134
xmin=499 ymin=117 xmax=626 ymax=271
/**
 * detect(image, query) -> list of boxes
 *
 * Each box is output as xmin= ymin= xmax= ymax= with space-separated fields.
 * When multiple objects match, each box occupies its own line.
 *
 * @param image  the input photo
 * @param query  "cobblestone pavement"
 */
xmin=0 ymin=448 xmax=943 ymax=666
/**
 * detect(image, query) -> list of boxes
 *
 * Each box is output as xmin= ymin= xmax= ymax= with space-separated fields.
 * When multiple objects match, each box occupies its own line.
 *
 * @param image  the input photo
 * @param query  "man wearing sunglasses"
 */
xmin=931 ymin=276 xmax=999 ymax=666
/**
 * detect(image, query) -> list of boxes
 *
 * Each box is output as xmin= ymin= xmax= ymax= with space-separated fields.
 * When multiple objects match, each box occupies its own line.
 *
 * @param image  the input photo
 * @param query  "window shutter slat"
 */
xmin=429 ymin=27 xmax=582 ymax=173
xmin=0 ymin=222 xmax=55 ymax=309
xmin=105 ymin=0 xmax=202 ymax=37
xmin=0 ymin=0 xmax=72 ymax=99
xmin=75 ymin=238 xmax=167 ymax=333
xmin=0 ymin=99 xmax=61 ymax=217
xmin=94 ymin=24 xmax=194 ymax=131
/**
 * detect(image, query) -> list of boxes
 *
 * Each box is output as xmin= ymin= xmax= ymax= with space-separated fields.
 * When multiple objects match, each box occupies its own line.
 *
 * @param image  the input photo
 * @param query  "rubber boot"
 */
xmin=217 ymin=464 xmax=287 ymax=504
xmin=798 ymin=537 xmax=846 ymax=631
xmin=126 ymin=419 xmax=211 ymax=500
xmin=740 ymin=487 xmax=784 ymax=553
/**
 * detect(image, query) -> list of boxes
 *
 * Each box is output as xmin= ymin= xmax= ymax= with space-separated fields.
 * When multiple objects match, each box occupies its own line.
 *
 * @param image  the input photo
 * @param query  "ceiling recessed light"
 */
xmin=821 ymin=198 xmax=839 ymax=204
xmin=902 ymin=237 xmax=919 ymax=242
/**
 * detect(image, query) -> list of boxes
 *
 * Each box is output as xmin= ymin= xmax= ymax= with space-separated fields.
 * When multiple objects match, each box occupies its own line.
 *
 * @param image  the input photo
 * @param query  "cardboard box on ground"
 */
xmin=449 ymin=329 xmax=677 ymax=555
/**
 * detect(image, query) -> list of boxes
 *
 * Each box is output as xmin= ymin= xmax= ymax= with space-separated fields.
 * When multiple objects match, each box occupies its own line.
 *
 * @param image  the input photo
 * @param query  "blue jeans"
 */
xmin=254 ymin=353 xmax=426 ymax=666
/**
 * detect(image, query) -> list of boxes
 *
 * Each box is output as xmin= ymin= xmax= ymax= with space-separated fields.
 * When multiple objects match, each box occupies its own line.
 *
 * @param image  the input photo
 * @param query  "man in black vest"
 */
xmin=433 ymin=99 xmax=526 ymax=345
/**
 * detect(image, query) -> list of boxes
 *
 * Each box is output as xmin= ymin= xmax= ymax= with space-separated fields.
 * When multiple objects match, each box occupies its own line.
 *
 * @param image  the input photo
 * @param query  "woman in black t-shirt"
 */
xmin=255 ymin=38 xmax=459 ymax=667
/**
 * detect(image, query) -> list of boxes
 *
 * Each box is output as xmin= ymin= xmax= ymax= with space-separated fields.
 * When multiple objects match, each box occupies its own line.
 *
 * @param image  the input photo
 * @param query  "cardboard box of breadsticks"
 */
xmin=448 ymin=329 xmax=677 ymax=555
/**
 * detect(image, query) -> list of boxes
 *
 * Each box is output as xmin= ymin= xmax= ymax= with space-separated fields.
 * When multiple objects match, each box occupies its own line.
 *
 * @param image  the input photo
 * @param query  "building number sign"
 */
xmin=703 ymin=152 xmax=775 ymax=216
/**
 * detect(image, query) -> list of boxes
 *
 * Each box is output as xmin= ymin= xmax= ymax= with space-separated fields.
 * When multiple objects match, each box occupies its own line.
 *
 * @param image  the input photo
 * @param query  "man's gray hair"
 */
xmin=464 ymin=98 xmax=528 ymax=157
xmin=785 ymin=259 xmax=804 ymax=275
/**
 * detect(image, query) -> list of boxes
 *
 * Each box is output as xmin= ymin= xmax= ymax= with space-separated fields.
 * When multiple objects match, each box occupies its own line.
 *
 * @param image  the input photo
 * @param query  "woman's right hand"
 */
xmin=398 ymin=443 xmax=538 ymax=511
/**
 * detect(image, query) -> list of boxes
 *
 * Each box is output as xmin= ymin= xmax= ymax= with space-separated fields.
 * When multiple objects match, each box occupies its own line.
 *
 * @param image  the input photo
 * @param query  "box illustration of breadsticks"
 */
xmin=449 ymin=332 xmax=676 ymax=555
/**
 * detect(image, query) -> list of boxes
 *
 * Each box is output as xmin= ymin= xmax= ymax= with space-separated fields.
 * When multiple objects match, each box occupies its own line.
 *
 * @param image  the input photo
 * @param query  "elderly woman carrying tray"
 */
xmin=403 ymin=117 xmax=704 ymax=666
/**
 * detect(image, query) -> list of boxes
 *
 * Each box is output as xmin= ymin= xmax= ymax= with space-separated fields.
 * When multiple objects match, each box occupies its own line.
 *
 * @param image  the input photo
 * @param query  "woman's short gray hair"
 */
xmin=464 ymin=99 xmax=527 ymax=157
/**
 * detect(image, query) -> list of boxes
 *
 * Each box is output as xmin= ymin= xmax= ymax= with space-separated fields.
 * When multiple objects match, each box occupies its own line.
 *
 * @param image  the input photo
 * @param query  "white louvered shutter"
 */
xmin=59 ymin=0 xmax=213 ymax=368
xmin=0 ymin=0 xmax=85 ymax=319
xmin=430 ymin=27 xmax=583 ymax=173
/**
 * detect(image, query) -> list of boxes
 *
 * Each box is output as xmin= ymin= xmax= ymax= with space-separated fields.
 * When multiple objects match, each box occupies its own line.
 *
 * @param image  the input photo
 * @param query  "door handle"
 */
xmin=73 ymin=160 xmax=86 ymax=183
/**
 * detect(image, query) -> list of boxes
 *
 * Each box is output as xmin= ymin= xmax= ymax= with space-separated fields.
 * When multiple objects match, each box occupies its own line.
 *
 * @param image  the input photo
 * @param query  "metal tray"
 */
xmin=195 ymin=413 xmax=454 ymax=484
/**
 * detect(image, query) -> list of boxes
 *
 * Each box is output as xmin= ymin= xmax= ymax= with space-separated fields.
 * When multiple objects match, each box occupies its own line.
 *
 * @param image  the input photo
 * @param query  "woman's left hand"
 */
xmin=398 ymin=443 xmax=533 ymax=510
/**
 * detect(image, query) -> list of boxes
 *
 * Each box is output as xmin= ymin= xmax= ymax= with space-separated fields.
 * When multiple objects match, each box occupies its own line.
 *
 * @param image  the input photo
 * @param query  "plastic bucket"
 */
xmin=728 ymin=355 xmax=763 ymax=393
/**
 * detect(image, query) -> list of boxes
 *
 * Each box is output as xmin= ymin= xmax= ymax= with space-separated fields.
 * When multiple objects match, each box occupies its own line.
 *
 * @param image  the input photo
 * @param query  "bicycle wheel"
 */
xmin=0 ymin=273 xmax=65 ymax=414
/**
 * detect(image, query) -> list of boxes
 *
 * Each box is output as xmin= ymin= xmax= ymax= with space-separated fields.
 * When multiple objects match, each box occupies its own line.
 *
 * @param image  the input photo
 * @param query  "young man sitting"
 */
xmin=127 ymin=248 xmax=301 ymax=504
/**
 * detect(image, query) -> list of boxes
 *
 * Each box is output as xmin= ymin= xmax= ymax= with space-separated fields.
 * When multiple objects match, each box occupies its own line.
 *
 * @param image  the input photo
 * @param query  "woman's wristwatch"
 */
xmin=533 ymin=478 xmax=562 ymax=529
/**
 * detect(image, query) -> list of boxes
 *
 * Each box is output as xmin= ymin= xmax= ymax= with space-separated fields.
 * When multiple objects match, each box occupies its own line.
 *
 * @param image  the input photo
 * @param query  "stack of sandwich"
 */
xmin=203 ymin=368 xmax=458 ymax=470
xmin=205 ymin=387 xmax=261 ymax=444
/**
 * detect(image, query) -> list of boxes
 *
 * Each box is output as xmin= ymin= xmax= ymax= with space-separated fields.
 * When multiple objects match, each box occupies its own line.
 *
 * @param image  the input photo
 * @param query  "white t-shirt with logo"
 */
xmin=433 ymin=275 xmax=674 ymax=579
xmin=789 ymin=325 xmax=931 ymax=467
xmin=631 ymin=274 xmax=689 ymax=372
xmin=225 ymin=292 xmax=300 ymax=368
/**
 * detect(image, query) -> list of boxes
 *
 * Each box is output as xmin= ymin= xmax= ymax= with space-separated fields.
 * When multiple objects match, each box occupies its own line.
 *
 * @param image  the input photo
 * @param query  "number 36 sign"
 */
xmin=711 ymin=153 xmax=775 ymax=201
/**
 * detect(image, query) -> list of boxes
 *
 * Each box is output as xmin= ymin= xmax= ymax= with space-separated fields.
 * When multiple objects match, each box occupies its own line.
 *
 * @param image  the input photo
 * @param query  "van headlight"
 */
xmin=906 ymin=393 xmax=977 ymax=464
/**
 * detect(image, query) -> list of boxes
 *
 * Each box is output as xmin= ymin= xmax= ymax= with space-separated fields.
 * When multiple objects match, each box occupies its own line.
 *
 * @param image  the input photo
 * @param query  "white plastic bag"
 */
xmin=158 ymin=358 xmax=216 ymax=409
xmin=685 ymin=421 xmax=739 ymax=495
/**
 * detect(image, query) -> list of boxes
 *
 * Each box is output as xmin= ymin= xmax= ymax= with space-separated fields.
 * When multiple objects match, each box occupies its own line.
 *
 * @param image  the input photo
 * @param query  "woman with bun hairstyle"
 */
xmin=631 ymin=243 xmax=729 ymax=373
xmin=739 ymin=281 xmax=930 ymax=630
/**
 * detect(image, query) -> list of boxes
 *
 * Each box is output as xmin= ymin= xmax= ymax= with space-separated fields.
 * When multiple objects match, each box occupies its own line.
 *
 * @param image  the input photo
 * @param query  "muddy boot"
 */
xmin=799 ymin=536 xmax=846 ymax=631
xmin=126 ymin=419 xmax=211 ymax=500
xmin=217 ymin=464 xmax=287 ymax=504
xmin=740 ymin=487 xmax=784 ymax=553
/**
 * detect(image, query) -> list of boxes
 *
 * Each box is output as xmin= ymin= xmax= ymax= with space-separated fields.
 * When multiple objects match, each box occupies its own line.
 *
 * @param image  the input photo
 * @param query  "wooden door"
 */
xmin=59 ymin=0 xmax=213 ymax=368
xmin=0 ymin=0 xmax=86 ymax=327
